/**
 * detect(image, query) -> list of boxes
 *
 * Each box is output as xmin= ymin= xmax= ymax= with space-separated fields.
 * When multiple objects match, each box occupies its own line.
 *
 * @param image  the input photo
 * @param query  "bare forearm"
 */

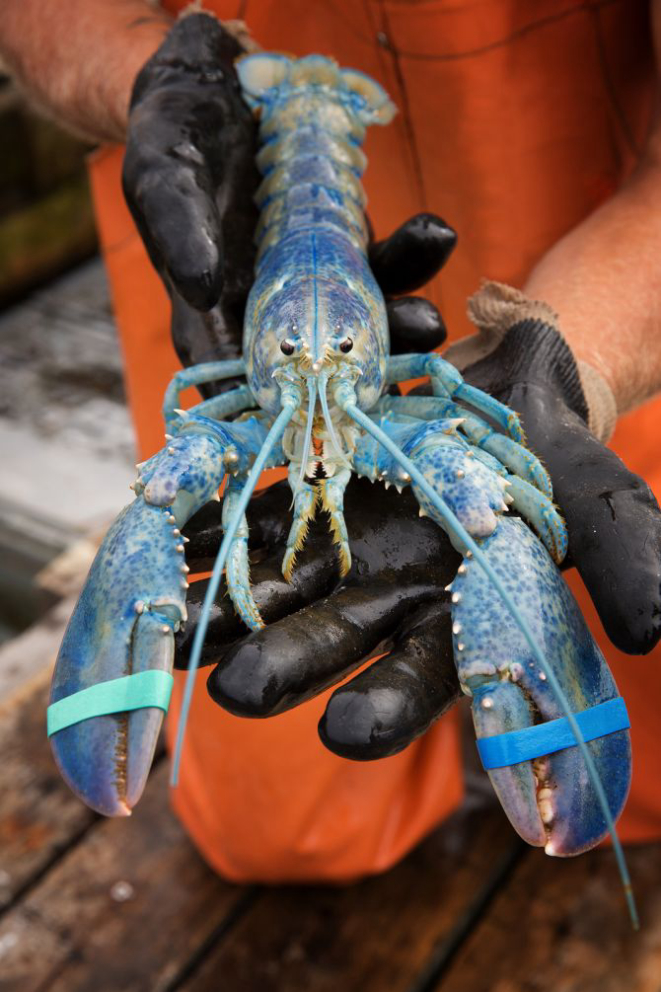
xmin=1 ymin=0 xmax=172 ymax=143
xmin=524 ymin=0 xmax=661 ymax=416
xmin=524 ymin=157 xmax=661 ymax=414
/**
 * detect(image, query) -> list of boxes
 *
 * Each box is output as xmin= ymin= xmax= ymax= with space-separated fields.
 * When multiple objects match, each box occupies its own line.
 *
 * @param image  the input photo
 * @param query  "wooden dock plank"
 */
xmin=0 ymin=669 xmax=96 ymax=908
xmin=0 ymin=761 xmax=250 ymax=992
xmin=437 ymin=841 xmax=661 ymax=992
xmin=180 ymin=800 xmax=523 ymax=992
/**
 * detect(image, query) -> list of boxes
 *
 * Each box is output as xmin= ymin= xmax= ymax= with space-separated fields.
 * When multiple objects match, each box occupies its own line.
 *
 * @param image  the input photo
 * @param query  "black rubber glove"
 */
xmin=122 ymin=13 xmax=453 ymax=376
xmin=122 ymin=13 xmax=259 ymax=376
xmin=463 ymin=320 xmax=661 ymax=655
xmin=177 ymin=479 xmax=463 ymax=759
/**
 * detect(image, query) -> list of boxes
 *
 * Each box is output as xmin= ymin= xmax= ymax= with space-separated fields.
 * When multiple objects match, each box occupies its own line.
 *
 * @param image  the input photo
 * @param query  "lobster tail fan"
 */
xmin=170 ymin=401 xmax=297 ymax=786
xmin=235 ymin=53 xmax=292 ymax=109
xmin=341 ymin=68 xmax=397 ymax=125
xmin=340 ymin=399 xmax=638 ymax=928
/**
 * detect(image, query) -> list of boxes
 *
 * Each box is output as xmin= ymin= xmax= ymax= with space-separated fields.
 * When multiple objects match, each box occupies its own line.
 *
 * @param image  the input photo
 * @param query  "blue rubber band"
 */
xmin=47 ymin=670 xmax=173 ymax=737
xmin=476 ymin=697 xmax=630 ymax=770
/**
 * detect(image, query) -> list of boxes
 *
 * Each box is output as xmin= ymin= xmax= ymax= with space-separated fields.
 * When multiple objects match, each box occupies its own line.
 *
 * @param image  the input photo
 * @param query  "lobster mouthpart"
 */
xmin=49 ymin=498 xmax=188 ymax=816
xmin=452 ymin=517 xmax=631 ymax=856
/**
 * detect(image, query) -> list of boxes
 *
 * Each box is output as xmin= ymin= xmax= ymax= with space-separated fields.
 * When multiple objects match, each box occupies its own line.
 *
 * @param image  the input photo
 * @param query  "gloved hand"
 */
xmin=177 ymin=477 xmax=463 ymax=761
xmin=122 ymin=13 xmax=259 ymax=376
xmin=122 ymin=11 xmax=451 ymax=379
xmin=176 ymin=283 xmax=661 ymax=763
xmin=460 ymin=283 xmax=661 ymax=656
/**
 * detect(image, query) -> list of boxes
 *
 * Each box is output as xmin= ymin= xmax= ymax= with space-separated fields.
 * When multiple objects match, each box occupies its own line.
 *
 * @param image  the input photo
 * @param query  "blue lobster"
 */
xmin=48 ymin=52 xmax=635 ymax=920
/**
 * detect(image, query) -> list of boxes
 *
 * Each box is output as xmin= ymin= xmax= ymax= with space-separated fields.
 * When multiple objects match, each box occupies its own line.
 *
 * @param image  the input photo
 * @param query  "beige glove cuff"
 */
xmin=444 ymin=281 xmax=618 ymax=444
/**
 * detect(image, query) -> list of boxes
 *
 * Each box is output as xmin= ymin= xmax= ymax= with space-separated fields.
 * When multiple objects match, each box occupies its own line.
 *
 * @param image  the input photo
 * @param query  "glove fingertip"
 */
xmin=593 ymin=576 xmax=661 ymax=656
xmin=169 ymin=262 xmax=224 ymax=312
xmin=207 ymin=647 xmax=279 ymax=716
xmin=319 ymin=688 xmax=408 ymax=761
xmin=370 ymin=213 xmax=458 ymax=295
xmin=387 ymin=297 xmax=447 ymax=355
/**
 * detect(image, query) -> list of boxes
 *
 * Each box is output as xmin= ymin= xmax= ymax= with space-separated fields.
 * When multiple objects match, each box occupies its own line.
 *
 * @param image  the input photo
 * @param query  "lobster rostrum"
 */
xmin=48 ymin=53 xmax=635 ymax=917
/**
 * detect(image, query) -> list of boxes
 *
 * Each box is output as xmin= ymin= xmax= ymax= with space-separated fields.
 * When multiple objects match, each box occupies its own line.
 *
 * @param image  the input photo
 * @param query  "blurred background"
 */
xmin=0 ymin=67 xmax=135 ymax=652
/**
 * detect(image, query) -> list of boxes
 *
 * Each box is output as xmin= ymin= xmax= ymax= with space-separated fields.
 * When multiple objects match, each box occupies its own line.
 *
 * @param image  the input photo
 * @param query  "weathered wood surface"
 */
xmin=438 ymin=840 xmax=661 ymax=992
xmin=0 ymin=761 xmax=250 ymax=992
xmin=0 ymin=670 xmax=96 ymax=909
xmin=182 ymin=802 xmax=522 ymax=992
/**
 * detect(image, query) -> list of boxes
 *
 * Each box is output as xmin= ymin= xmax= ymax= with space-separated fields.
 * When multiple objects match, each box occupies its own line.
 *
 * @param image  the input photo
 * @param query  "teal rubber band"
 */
xmin=476 ymin=697 xmax=630 ymax=771
xmin=47 ymin=670 xmax=174 ymax=737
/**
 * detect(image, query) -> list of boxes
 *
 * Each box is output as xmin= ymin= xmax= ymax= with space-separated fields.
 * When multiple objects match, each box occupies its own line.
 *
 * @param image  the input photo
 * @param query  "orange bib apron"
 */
xmin=89 ymin=0 xmax=660 ymax=880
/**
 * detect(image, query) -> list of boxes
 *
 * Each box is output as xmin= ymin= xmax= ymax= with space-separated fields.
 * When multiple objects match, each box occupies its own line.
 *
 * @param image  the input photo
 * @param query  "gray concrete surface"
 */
xmin=0 ymin=259 xmax=135 ymax=640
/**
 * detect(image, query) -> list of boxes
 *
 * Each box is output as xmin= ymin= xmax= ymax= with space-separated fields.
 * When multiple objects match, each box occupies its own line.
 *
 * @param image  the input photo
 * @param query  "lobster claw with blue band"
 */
xmin=48 ymin=52 xmax=635 ymax=920
xmin=450 ymin=516 xmax=631 ymax=857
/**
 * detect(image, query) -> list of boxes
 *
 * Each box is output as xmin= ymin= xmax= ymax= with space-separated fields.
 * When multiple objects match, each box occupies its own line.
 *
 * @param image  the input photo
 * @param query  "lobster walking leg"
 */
xmin=283 ymin=467 xmax=319 ymax=581
xmin=190 ymin=384 xmax=256 ymax=423
xmin=223 ymin=475 xmax=265 ymax=630
xmin=163 ymin=359 xmax=247 ymax=427
xmin=385 ymin=353 xmax=524 ymax=442
xmin=376 ymin=394 xmax=552 ymax=497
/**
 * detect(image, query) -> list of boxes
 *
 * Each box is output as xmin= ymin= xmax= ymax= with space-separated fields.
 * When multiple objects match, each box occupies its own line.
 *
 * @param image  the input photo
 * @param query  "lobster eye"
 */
xmin=339 ymin=337 xmax=354 ymax=353
xmin=280 ymin=339 xmax=295 ymax=356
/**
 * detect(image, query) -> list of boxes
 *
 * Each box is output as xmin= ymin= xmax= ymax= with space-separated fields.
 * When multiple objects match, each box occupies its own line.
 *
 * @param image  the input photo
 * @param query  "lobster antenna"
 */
xmin=341 ymin=396 xmax=638 ymax=929
xmin=295 ymin=378 xmax=317 ymax=496
xmin=171 ymin=399 xmax=298 ymax=787
xmin=319 ymin=374 xmax=352 ymax=469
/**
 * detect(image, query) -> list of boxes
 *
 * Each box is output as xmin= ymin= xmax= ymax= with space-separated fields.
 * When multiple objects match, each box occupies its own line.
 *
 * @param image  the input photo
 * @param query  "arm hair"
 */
xmin=0 ymin=0 xmax=172 ymax=143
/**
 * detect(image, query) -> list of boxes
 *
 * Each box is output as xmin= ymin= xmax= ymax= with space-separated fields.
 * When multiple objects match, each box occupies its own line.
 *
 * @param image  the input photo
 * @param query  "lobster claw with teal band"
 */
xmin=47 ymin=670 xmax=173 ymax=738
xmin=48 ymin=52 xmax=635 ymax=922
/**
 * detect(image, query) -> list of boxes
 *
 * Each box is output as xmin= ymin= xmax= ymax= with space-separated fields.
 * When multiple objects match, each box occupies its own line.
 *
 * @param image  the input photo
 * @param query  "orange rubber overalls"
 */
xmin=89 ymin=0 xmax=661 ymax=881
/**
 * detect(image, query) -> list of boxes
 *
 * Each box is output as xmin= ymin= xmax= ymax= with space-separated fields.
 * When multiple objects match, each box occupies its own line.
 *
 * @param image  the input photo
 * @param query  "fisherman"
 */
xmin=3 ymin=0 xmax=661 ymax=881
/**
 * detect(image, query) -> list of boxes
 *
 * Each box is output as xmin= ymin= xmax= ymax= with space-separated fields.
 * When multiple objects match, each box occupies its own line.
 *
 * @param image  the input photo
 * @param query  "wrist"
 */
xmin=130 ymin=12 xmax=246 ymax=112
xmin=99 ymin=22 xmax=172 ymax=142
